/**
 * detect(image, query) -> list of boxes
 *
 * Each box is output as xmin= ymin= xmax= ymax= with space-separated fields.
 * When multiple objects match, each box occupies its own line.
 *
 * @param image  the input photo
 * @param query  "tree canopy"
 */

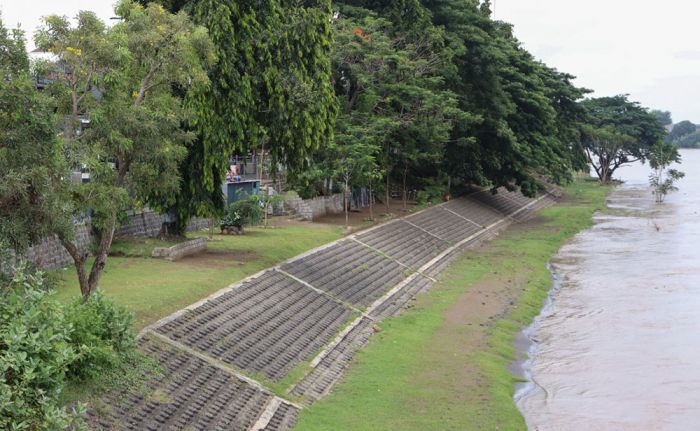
xmin=0 ymin=19 xmax=63 ymax=251
xmin=667 ymin=120 xmax=697 ymax=143
xmin=673 ymin=130 xmax=700 ymax=148
xmin=651 ymin=109 xmax=673 ymax=126
xmin=581 ymin=95 xmax=666 ymax=182
xmin=144 ymin=0 xmax=338 ymax=231
xmin=34 ymin=0 xmax=214 ymax=298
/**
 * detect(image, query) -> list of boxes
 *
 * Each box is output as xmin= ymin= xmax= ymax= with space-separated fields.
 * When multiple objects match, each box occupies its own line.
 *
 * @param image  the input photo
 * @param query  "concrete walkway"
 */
xmin=88 ymin=188 xmax=557 ymax=431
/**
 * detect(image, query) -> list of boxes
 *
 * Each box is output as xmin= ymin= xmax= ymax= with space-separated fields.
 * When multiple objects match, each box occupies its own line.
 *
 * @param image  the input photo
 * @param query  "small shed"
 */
xmin=222 ymin=180 xmax=261 ymax=205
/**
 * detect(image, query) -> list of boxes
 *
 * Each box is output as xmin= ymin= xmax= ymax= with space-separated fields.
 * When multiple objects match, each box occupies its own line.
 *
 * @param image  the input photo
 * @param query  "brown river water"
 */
xmin=516 ymin=149 xmax=700 ymax=430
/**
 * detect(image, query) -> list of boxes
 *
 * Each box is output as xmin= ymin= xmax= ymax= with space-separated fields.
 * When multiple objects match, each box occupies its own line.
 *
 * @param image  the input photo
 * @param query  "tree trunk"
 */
xmin=344 ymin=174 xmax=350 ymax=229
xmin=86 ymin=207 xmax=119 ymax=297
xmin=264 ymin=200 xmax=269 ymax=228
xmin=59 ymin=235 xmax=90 ymax=299
xmin=259 ymin=142 xmax=265 ymax=182
xmin=84 ymin=163 xmax=129 ymax=299
xmin=368 ymin=176 xmax=374 ymax=221
xmin=594 ymin=152 xmax=611 ymax=184
xmin=385 ymin=168 xmax=390 ymax=214
xmin=402 ymin=165 xmax=408 ymax=212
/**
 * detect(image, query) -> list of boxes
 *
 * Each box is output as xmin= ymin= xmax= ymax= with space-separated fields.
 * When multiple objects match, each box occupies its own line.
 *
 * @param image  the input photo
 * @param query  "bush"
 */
xmin=0 ymin=266 xmax=85 ymax=430
xmin=64 ymin=291 xmax=135 ymax=380
xmin=221 ymin=194 xmax=263 ymax=230
xmin=416 ymin=181 xmax=448 ymax=205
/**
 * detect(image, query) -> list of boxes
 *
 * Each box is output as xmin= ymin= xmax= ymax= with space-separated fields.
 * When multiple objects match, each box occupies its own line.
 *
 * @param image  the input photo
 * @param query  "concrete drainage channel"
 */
xmin=87 ymin=188 xmax=559 ymax=430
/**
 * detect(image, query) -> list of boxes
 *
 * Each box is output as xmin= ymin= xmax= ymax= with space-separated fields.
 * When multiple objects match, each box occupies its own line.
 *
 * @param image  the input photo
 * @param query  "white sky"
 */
xmin=496 ymin=0 xmax=700 ymax=123
xmin=2 ymin=0 xmax=698 ymax=122
xmin=0 ymin=1 xmax=116 ymax=48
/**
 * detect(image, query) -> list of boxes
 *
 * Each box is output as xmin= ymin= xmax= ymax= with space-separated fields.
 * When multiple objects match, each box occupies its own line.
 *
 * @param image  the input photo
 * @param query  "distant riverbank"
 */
xmin=294 ymin=178 xmax=611 ymax=430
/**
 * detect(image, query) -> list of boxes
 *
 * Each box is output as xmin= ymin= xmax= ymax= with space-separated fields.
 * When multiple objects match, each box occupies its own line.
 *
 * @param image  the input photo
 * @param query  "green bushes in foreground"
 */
xmin=64 ymin=291 xmax=135 ymax=380
xmin=1 ymin=264 xmax=137 ymax=430
xmin=0 ymin=268 xmax=83 ymax=430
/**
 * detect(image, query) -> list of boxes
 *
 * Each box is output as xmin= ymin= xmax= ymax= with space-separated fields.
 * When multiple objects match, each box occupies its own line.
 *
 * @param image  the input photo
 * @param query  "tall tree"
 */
xmin=651 ymin=109 xmax=673 ymax=127
xmin=149 ymin=0 xmax=337 ymax=232
xmin=581 ymin=95 xmax=666 ymax=183
xmin=666 ymin=120 xmax=696 ymax=143
xmin=424 ymin=0 xmax=589 ymax=195
xmin=38 ymin=1 xmax=214 ymax=298
xmin=291 ymin=6 xmax=464 ymax=210
xmin=0 ymin=19 xmax=65 ymax=252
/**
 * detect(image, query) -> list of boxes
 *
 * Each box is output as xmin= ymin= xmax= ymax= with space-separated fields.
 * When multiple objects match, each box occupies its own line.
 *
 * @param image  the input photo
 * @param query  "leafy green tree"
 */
xmin=38 ymin=1 xmax=214 ymax=298
xmin=667 ymin=120 xmax=696 ymax=143
xmin=423 ymin=0 xmax=589 ymax=195
xmin=580 ymin=125 xmax=634 ymax=183
xmin=651 ymin=109 xmax=673 ymax=126
xmin=337 ymin=140 xmax=378 ymax=227
xmin=149 ymin=0 xmax=337 ymax=232
xmin=35 ymin=11 xmax=115 ymax=141
xmin=648 ymin=142 xmax=684 ymax=203
xmin=674 ymin=131 xmax=700 ymax=148
xmin=0 ymin=19 xmax=66 ymax=252
xmin=580 ymin=95 xmax=666 ymax=183
xmin=330 ymin=9 xmax=461 ymax=212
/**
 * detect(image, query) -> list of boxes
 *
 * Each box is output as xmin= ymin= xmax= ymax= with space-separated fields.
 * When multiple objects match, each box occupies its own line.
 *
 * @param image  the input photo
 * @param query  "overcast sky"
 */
xmin=496 ymin=0 xmax=700 ymax=123
xmin=0 ymin=1 xmax=116 ymax=47
xmin=2 ymin=0 xmax=698 ymax=122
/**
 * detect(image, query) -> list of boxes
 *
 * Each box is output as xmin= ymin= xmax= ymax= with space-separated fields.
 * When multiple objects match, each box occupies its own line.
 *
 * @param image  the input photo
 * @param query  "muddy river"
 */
xmin=517 ymin=149 xmax=700 ymax=430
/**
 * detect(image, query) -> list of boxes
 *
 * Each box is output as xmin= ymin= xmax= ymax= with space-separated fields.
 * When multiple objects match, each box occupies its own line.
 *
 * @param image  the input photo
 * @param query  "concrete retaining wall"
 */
xmin=22 ymin=222 xmax=92 ymax=271
xmin=152 ymin=238 xmax=208 ymax=261
xmin=116 ymin=209 xmax=210 ymax=238
xmin=285 ymin=192 xmax=359 ymax=221
xmin=115 ymin=210 xmax=164 ymax=237
xmin=306 ymin=194 xmax=345 ymax=220
xmin=15 ymin=210 xmax=211 ymax=271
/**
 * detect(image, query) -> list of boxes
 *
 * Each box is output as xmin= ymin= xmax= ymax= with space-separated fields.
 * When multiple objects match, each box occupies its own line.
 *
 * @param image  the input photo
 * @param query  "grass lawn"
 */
xmin=52 ymin=223 xmax=342 ymax=330
xmin=294 ymin=179 xmax=610 ymax=431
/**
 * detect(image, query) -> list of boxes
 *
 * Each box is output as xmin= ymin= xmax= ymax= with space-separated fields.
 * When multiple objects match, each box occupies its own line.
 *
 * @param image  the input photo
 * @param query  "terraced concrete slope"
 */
xmin=88 ymin=187 xmax=558 ymax=430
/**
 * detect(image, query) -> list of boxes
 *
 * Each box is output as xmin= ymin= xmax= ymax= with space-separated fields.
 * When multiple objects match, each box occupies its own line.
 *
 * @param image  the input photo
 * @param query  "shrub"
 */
xmin=0 ymin=265 xmax=85 ymax=430
xmin=221 ymin=194 xmax=263 ymax=230
xmin=219 ymin=208 xmax=244 ymax=230
xmin=64 ymin=291 xmax=135 ymax=380
xmin=416 ymin=181 xmax=448 ymax=205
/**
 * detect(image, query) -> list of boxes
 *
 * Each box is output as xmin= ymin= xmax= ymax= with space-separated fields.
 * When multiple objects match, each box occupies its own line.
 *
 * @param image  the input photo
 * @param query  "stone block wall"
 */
xmin=115 ymin=210 xmax=210 ymax=238
xmin=306 ymin=194 xmax=345 ymax=220
xmin=23 ymin=222 xmax=91 ymax=271
xmin=12 ymin=210 xmax=211 ymax=272
xmin=186 ymin=217 xmax=211 ymax=232
xmin=115 ymin=210 xmax=164 ymax=237
xmin=284 ymin=192 xmax=344 ymax=221
xmin=284 ymin=191 xmax=368 ymax=221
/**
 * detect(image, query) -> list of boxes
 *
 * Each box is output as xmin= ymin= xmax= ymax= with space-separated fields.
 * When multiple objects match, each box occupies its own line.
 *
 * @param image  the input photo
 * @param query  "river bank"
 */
xmin=517 ymin=150 xmax=699 ymax=429
xmin=293 ymin=178 xmax=611 ymax=430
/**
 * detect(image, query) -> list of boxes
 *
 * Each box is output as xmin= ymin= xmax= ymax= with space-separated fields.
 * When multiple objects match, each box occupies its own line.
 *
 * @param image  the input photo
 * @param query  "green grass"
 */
xmin=52 ymin=224 xmax=342 ymax=330
xmin=108 ymin=237 xmax=181 ymax=258
xmin=294 ymin=179 xmax=611 ymax=431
